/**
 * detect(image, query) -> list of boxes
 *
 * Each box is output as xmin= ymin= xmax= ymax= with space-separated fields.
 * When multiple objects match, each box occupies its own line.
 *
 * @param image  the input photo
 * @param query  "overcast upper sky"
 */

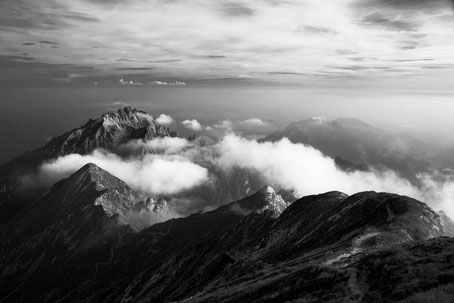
xmin=1 ymin=0 xmax=454 ymax=88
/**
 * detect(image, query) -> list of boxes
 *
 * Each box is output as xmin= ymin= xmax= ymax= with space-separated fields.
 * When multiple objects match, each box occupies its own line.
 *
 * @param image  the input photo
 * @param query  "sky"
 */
xmin=2 ymin=0 xmax=454 ymax=164
xmin=1 ymin=0 xmax=454 ymax=89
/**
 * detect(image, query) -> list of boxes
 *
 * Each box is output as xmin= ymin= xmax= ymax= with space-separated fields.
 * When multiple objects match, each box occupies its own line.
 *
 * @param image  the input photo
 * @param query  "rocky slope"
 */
xmin=93 ymin=191 xmax=451 ymax=303
xmin=0 ymin=163 xmax=171 ymax=302
xmin=0 ymin=107 xmax=178 ymax=177
xmin=1 ymin=164 xmax=452 ymax=302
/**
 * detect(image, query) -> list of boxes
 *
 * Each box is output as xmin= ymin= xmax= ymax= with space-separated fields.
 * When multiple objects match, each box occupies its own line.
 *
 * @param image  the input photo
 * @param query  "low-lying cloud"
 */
xmin=217 ymin=135 xmax=417 ymax=196
xmin=20 ymin=133 xmax=454 ymax=224
xmin=215 ymin=135 xmax=454 ymax=219
xmin=21 ymin=149 xmax=208 ymax=195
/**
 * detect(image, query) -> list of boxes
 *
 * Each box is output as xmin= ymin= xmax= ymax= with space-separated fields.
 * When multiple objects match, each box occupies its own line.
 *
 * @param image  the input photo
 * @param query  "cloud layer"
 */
xmin=216 ymin=135 xmax=454 ymax=219
xmin=21 ymin=134 xmax=454 ymax=221
xmin=22 ymin=148 xmax=208 ymax=195
xmin=1 ymin=0 xmax=454 ymax=88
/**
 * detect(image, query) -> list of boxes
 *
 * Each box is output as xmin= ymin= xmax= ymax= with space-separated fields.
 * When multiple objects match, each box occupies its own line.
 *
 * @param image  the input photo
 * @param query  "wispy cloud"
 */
xmin=1 ymin=0 xmax=453 ymax=88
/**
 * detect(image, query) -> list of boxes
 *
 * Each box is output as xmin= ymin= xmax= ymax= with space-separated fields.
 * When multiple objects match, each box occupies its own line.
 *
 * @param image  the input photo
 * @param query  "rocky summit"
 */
xmin=44 ymin=107 xmax=178 ymax=156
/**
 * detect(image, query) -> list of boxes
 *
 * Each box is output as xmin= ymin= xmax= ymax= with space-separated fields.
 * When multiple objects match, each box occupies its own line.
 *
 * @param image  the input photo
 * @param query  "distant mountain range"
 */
xmin=262 ymin=117 xmax=439 ymax=182
xmin=0 ymin=107 xmax=453 ymax=302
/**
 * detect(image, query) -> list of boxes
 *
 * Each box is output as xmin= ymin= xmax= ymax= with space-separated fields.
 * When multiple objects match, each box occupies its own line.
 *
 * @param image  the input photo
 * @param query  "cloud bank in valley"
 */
xmin=21 ymin=143 xmax=208 ymax=196
xmin=21 ymin=134 xmax=454 ymax=221
xmin=215 ymin=135 xmax=454 ymax=219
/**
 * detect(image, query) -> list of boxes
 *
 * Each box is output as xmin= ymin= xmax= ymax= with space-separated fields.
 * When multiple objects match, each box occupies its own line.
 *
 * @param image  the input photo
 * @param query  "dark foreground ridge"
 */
xmin=0 ymin=163 xmax=453 ymax=302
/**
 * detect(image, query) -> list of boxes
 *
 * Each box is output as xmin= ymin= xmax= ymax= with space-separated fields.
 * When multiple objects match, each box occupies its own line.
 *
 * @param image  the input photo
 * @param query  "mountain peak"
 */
xmin=213 ymin=185 xmax=288 ymax=218
xmin=44 ymin=107 xmax=179 ymax=156
xmin=331 ymin=117 xmax=379 ymax=132
xmin=76 ymin=162 xmax=104 ymax=175
xmin=10 ymin=162 xmax=144 ymax=237
xmin=101 ymin=107 xmax=152 ymax=128
xmin=59 ymin=163 xmax=143 ymax=221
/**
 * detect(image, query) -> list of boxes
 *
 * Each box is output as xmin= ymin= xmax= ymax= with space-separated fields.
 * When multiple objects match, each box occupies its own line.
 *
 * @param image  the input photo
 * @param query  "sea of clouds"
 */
xmin=21 ymin=134 xmax=454 ymax=222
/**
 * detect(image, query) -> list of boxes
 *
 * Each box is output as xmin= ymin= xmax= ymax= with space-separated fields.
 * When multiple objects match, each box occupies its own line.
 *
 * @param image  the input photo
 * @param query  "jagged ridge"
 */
xmin=44 ymin=107 xmax=179 ymax=156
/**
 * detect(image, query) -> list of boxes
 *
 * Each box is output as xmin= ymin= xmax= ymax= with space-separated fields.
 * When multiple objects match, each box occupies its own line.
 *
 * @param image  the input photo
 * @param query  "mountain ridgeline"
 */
xmin=0 ymin=107 xmax=453 ymax=302
xmin=45 ymin=107 xmax=179 ymax=156
xmin=0 ymin=163 xmax=453 ymax=302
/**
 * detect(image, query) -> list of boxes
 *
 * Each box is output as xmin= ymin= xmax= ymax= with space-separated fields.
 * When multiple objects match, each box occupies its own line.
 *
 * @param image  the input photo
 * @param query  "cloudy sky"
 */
xmin=1 ymin=0 xmax=454 ymax=88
